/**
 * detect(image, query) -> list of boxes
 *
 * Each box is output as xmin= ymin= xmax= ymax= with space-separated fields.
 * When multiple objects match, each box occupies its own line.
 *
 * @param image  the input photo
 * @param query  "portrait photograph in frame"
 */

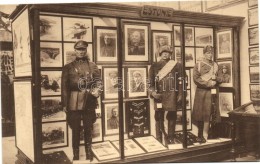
xmin=217 ymin=30 xmax=232 ymax=59
xmin=14 ymin=81 xmax=35 ymax=162
xmin=41 ymin=71 xmax=61 ymax=96
xmin=174 ymin=26 xmax=181 ymax=46
xmin=42 ymin=121 xmax=68 ymax=149
xmin=249 ymin=27 xmax=259 ymax=46
xmin=41 ymin=97 xmax=66 ymax=122
xmin=217 ymin=61 xmax=233 ymax=87
xmin=195 ymin=27 xmax=213 ymax=47
xmin=249 ymin=47 xmax=259 ymax=65
xmin=185 ymin=47 xmax=195 ymax=67
xmin=63 ymin=17 xmax=92 ymax=42
xmin=248 ymin=7 xmax=258 ymax=27
xmin=250 ymin=84 xmax=260 ymax=101
xmin=111 ymin=139 xmax=145 ymax=157
xmin=219 ymin=92 xmax=234 ymax=117
xmin=127 ymin=67 xmax=147 ymax=98
xmin=12 ymin=8 xmax=32 ymax=77
xmin=39 ymin=15 xmax=62 ymax=41
xmin=95 ymin=27 xmax=117 ymax=63
xmin=185 ymin=27 xmax=194 ymax=46
xmin=40 ymin=42 xmax=62 ymax=67
xmin=152 ymin=31 xmax=172 ymax=62
xmin=249 ymin=66 xmax=260 ymax=83
xmin=134 ymin=136 xmax=167 ymax=152
xmin=123 ymin=22 xmax=150 ymax=62
xmin=91 ymin=141 xmax=120 ymax=161
xmin=249 ymin=0 xmax=258 ymax=7
xmin=176 ymin=110 xmax=192 ymax=131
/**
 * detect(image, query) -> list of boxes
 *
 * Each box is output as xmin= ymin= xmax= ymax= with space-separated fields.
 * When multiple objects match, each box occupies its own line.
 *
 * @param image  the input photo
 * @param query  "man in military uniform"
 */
xmin=217 ymin=65 xmax=231 ymax=83
xmin=62 ymin=40 xmax=102 ymax=161
xmin=148 ymin=45 xmax=183 ymax=144
xmin=107 ymin=107 xmax=119 ymax=130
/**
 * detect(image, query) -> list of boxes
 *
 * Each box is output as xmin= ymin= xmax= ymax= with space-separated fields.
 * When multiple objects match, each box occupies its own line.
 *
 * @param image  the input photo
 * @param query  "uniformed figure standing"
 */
xmin=192 ymin=45 xmax=221 ymax=143
xmin=62 ymin=40 xmax=102 ymax=161
xmin=148 ymin=45 xmax=183 ymax=144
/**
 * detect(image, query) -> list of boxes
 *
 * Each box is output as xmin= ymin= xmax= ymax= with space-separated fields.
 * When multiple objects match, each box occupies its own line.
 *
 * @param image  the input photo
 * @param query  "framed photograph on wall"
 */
xmin=152 ymin=31 xmax=172 ymax=62
xmin=40 ymin=42 xmax=62 ymax=67
xmin=91 ymin=141 xmax=120 ymax=161
xmin=111 ymin=139 xmax=145 ymax=156
xmin=195 ymin=27 xmax=213 ymax=47
xmin=217 ymin=61 xmax=233 ymax=87
xmin=176 ymin=110 xmax=192 ymax=131
xmin=250 ymin=84 xmax=260 ymax=101
xmin=249 ymin=0 xmax=258 ymax=7
xmin=174 ymin=26 xmax=181 ymax=46
xmin=217 ymin=30 xmax=232 ymax=59
xmin=185 ymin=47 xmax=195 ymax=67
xmin=249 ymin=47 xmax=259 ymax=65
xmin=127 ymin=67 xmax=147 ymax=98
xmin=39 ymin=15 xmax=62 ymax=41
xmin=184 ymin=27 xmax=194 ymax=46
xmin=12 ymin=8 xmax=32 ymax=77
xmin=42 ymin=121 xmax=68 ymax=149
xmin=95 ymin=27 xmax=117 ymax=63
xmin=248 ymin=8 xmax=258 ymax=27
xmin=123 ymin=22 xmax=150 ymax=62
xmin=249 ymin=27 xmax=259 ymax=46
xmin=249 ymin=66 xmax=259 ymax=83
xmin=219 ymin=92 xmax=234 ymax=117
xmin=41 ymin=71 xmax=61 ymax=96
xmin=63 ymin=17 xmax=93 ymax=42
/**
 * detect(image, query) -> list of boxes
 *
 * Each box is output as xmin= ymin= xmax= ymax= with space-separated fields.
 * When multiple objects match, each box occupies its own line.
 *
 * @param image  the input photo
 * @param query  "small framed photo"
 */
xmin=249 ymin=66 xmax=259 ymax=83
xmin=248 ymin=8 xmax=258 ymax=26
xmin=249 ymin=0 xmax=258 ymax=7
xmin=111 ymin=139 xmax=145 ymax=157
xmin=217 ymin=61 xmax=233 ymax=87
xmin=134 ymin=136 xmax=167 ymax=152
xmin=95 ymin=27 xmax=117 ymax=63
xmin=176 ymin=110 xmax=192 ymax=131
xmin=41 ymin=97 xmax=66 ymax=122
xmin=152 ymin=31 xmax=172 ymax=62
xmin=219 ymin=92 xmax=234 ymax=117
xmin=195 ymin=48 xmax=204 ymax=63
xmin=195 ymin=27 xmax=213 ymax=47
xmin=249 ymin=27 xmax=259 ymax=46
xmin=217 ymin=30 xmax=232 ymax=59
xmin=41 ymin=71 xmax=61 ymax=96
xmin=127 ymin=67 xmax=147 ymax=98
xmin=174 ymin=26 xmax=181 ymax=46
xmin=40 ymin=15 xmax=62 ymax=41
xmin=91 ymin=141 xmax=120 ymax=161
xmin=42 ymin=121 xmax=68 ymax=149
xmin=185 ymin=27 xmax=194 ymax=46
xmin=249 ymin=47 xmax=259 ymax=65
xmin=123 ymin=22 xmax=150 ymax=62
xmin=63 ymin=17 xmax=92 ymax=42
xmin=250 ymin=84 xmax=260 ymax=101
xmin=185 ymin=47 xmax=195 ymax=67
xmin=80 ymin=116 xmax=102 ymax=144
xmin=175 ymin=47 xmax=182 ymax=63
xmin=185 ymin=69 xmax=191 ymax=89
xmin=40 ymin=42 xmax=62 ymax=67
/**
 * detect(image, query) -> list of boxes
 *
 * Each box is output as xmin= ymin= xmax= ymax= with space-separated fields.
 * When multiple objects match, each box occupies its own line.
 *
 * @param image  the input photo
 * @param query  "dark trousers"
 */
xmin=67 ymin=110 xmax=93 ymax=149
xmin=155 ymin=110 xmax=177 ymax=121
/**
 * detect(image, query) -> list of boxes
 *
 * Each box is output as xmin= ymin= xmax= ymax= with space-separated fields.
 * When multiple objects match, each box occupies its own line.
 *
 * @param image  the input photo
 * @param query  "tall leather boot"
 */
xmin=155 ymin=121 xmax=163 ymax=143
xmin=197 ymin=121 xmax=206 ymax=143
xmin=85 ymin=132 xmax=93 ymax=161
xmin=168 ymin=120 xmax=176 ymax=144
xmin=73 ymin=148 xmax=79 ymax=160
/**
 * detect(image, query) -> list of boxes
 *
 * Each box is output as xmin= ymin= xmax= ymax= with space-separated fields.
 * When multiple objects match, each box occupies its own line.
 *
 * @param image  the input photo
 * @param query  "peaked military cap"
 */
xmin=203 ymin=45 xmax=213 ymax=54
xmin=74 ymin=40 xmax=88 ymax=49
xmin=159 ymin=45 xmax=173 ymax=56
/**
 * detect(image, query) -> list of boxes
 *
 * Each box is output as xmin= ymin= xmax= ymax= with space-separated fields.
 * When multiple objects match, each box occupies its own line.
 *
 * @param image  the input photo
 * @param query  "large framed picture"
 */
xmin=195 ymin=27 xmax=213 ymax=47
xmin=152 ymin=31 xmax=172 ymax=62
xmin=249 ymin=47 xmax=259 ymax=65
xmin=249 ymin=66 xmax=259 ymax=83
xmin=63 ymin=17 xmax=92 ymax=42
xmin=134 ymin=136 xmax=167 ymax=152
xmin=249 ymin=0 xmax=258 ymax=7
xmin=174 ymin=26 xmax=181 ymax=46
xmin=123 ymin=22 xmax=150 ymax=62
xmin=248 ymin=8 xmax=258 ymax=26
xmin=219 ymin=92 xmax=234 ymax=117
xmin=39 ymin=15 xmax=62 ymax=41
xmin=111 ymin=139 xmax=145 ymax=156
xmin=126 ymin=99 xmax=150 ymax=138
xmin=176 ymin=110 xmax=192 ymax=131
xmin=14 ymin=81 xmax=35 ymax=162
xmin=41 ymin=97 xmax=66 ymax=122
xmin=91 ymin=141 xmax=120 ymax=161
xmin=41 ymin=71 xmax=61 ymax=96
xmin=127 ymin=67 xmax=147 ymax=98
xmin=217 ymin=30 xmax=232 ymax=59
xmin=250 ymin=84 xmax=260 ymax=101
xmin=185 ymin=47 xmax=195 ymax=67
xmin=12 ymin=8 xmax=32 ymax=77
xmin=249 ymin=27 xmax=259 ymax=46
xmin=185 ymin=27 xmax=194 ymax=46
xmin=40 ymin=42 xmax=62 ymax=67
xmin=217 ymin=61 xmax=233 ymax=87
xmin=42 ymin=121 xmax=68 ymax=149
xmin=95 ymin=27 xmax=117 ymax=63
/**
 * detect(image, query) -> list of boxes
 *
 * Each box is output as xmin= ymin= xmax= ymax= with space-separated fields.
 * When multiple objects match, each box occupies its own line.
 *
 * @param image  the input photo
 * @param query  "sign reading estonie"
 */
xmin=141 ymin=5 xmax=174 ymax=18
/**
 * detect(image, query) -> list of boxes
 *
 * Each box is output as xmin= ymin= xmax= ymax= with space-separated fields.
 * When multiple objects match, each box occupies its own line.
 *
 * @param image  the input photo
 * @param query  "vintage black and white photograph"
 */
xmin=111 ymin=139 xmax=145 ymax=156
xmin=219 ymin=92 xmax=234 ymax=117
xmin=248 ymin=7 xmax=258 ymax=26
xmin=41 ymin=71 xmax=61 ymax=96
xmin=134 ymin=136 xmax=167 ymax=152
xmin=249 ymin=47 xmax=259 ymax=65
xmin=124 ymin=23 xmax=149 ymax=62
xmin=104 ymin=103 xmax=122 ymax=135
xmin=152 ymin=31 xmax=172 ymax=62
xmin=42 ymin=121 xmax=68 ymax=149
xmin=174 ymin=26 xmax=181 ymax=46
xmin=217 ymin=61 xmax=233 ymax=87
xmin=127 ymin=67 xmax=147 ymax=98
xmin=176 ymin=110 xmax=192 ymax=131
xmin=250 ymin=84 xmax=260 ymax=101
xmin=40 ymin=15 xmax=62 ymax=41
xmin=91 ymin=141 xmax=120 ymax=161
xmin=12 ymin=8 xmax=32 ymax=77
xmin=195 ymin=28 xmax=213 ymax=47
xmin=217 ymin=30 xmax=232 ymax=59
xmin=40 ymin=42 xmax=62 ymax=67
xmin=63 ymin=17 xmax=92 ymax=42
xmin=41 ymin=97 xmax=65 ymax=122
xmin=95 ymin=27 xmax=117 ymax=63
xmin=249 ymin=0 xmax=258 ymax=7
xmin=185 ymin=47 xmax=195 ymax=67
xmin=185 ymin=27 xmax=194 ymax=46
xmin=249 ymin=66 xmax=260 ymax=83
xmin=249 ymin=27 xmax=259 ymax=46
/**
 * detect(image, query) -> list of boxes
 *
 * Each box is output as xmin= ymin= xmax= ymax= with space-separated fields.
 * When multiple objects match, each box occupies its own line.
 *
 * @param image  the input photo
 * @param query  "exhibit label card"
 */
xmin=134 ymin=136 xmax=167 ymax=152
